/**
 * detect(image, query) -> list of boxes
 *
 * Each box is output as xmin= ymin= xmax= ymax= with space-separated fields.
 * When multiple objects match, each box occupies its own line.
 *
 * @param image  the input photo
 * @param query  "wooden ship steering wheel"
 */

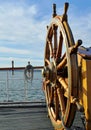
xmin=42 ymin=3 xmax=82 ymax=130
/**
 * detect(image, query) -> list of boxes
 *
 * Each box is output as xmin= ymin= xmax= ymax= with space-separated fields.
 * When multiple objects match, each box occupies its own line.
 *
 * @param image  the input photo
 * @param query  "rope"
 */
xmin=24 ymin=64 xmax=33 ymax=83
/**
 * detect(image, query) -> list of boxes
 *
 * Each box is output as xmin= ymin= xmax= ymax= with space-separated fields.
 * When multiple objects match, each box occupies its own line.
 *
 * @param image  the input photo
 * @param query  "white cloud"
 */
xmin=0 ymin=2 xmax=47 ymax=44
xmin=0 ymin=46 xmax=30 ymax=54
xmin=0 ymin=1 xmax=91 ymax=67
xmin=27 ymin=5 xmax=37 ymax=15
xmin=0 ymin=1 xmax=47 ymax=67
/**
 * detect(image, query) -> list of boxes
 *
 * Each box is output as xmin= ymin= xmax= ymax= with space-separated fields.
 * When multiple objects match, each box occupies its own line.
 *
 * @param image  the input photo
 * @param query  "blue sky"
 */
xmin=0 ymin=0 xmax=91 ymax=67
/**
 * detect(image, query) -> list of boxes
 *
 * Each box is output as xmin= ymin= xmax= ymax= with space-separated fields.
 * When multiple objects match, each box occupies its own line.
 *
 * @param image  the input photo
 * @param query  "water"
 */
xmin=0 ymin=69 xmax=45 ymax=102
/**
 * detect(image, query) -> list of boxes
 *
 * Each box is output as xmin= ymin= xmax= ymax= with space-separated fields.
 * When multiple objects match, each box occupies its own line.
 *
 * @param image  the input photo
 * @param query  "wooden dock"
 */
xmin=0 ymin=102 xmax=85 ymax=130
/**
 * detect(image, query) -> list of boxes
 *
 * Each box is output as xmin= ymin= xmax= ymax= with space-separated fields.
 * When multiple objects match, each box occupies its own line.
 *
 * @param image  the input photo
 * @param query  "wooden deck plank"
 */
xmin=0 ymin=102 xmax=85 ymax=130
xmin=0 ymin=106 xmax=54 ymax=130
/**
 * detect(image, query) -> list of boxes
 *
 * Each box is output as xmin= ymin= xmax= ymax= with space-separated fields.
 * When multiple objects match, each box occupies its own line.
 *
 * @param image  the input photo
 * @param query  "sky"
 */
xmin=0 ymin=0 xmax=91 ymax=67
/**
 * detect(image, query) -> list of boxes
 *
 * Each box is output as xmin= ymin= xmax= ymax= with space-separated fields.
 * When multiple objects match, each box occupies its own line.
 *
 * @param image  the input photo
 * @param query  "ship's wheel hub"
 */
xmin=42 ymin=60 xmax=57 ymax=84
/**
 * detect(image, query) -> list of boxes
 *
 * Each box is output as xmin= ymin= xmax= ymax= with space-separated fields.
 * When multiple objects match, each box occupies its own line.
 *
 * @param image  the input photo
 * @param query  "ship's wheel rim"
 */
xmin=44 ymin=16 xmax=78 ymax=129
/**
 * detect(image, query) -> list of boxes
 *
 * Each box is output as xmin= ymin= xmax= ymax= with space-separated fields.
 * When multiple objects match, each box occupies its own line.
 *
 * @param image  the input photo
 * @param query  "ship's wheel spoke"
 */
xmin=49 ymin=87 xmax=59 ymax=120
xmin=45 ymin=58 xmax=51 ymax=66
xmin=53 ymin=24 xmax=58 ymax=58
xmin=57 ymin=86 xmax=66 ymax=117
xmin=47 ymin=38 xmax=53 ymax=58
xmin=57 ymin=55 xmax=67 ymax=70
xmin=58 ymin=77 xmax=68 ymax=96
xmin=56 ymin=32 xmax=63 ymax=59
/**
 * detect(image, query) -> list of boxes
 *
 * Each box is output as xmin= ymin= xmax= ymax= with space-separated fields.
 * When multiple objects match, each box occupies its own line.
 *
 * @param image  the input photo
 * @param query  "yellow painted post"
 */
xmin=79 ymin=57 xmax=91 ymax=130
